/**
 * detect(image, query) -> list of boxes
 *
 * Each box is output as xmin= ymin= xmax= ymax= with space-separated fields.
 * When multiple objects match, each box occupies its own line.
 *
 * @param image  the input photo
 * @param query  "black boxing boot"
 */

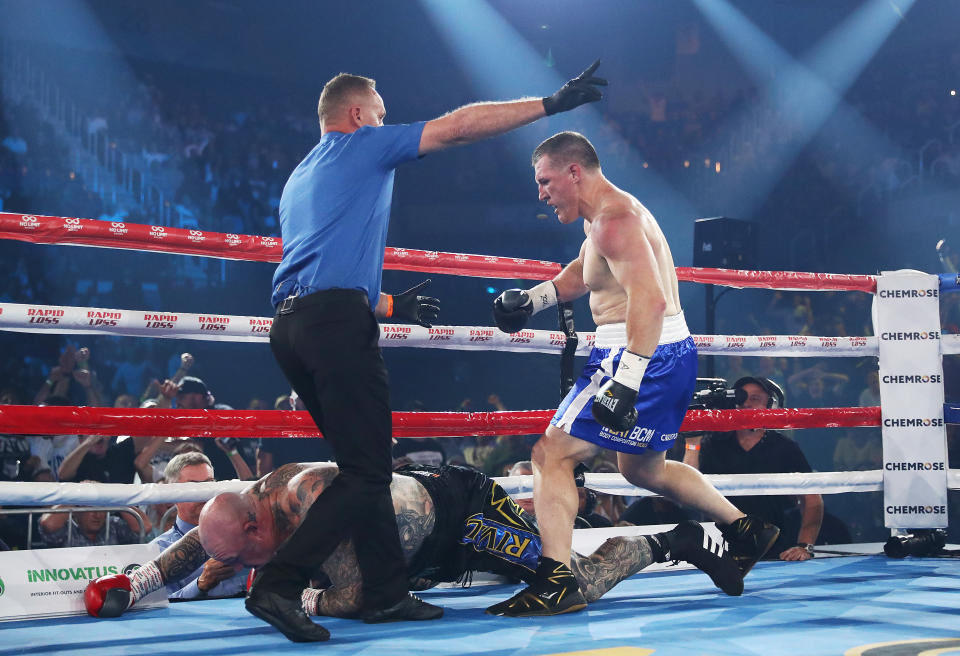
xmin=485 ymin=556 xmax=587 ymax=617
xmin=246 ymin=563 xmax=330 ymax=642
xmin=717 ymin=515 xmax=780 ymax=577
xmin=653 ymin=521 xmax=743 ymax=596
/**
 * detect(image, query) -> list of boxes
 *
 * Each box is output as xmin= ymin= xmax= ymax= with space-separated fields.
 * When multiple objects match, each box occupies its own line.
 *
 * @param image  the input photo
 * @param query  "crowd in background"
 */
xmin=2 ymin=34 xmax=960 ymax=553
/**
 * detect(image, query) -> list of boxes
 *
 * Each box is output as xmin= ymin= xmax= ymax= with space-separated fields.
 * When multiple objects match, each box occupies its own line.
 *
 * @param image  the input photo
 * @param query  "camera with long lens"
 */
xmin=688 ymin=378 xmax=747 ymax=411
xmin=883 ymin=528 xmax=947 ymax=558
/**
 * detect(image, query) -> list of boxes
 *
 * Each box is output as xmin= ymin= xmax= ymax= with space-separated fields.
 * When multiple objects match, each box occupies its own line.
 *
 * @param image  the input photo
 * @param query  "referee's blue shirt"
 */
xmin=271 ymin=121 xmax=426 ymax=309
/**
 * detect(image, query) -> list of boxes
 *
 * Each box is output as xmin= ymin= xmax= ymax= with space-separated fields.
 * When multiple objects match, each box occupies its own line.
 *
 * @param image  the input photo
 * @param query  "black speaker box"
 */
xmin=693 ymin=216 xmax=757 ymax=269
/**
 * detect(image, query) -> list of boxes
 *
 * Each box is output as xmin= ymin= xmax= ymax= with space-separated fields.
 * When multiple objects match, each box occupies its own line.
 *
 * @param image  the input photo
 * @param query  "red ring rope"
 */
xmin=0 ymin=405 xmax=881 ymax=439
xmin=0 ymin=212 xmax=877 ymax=291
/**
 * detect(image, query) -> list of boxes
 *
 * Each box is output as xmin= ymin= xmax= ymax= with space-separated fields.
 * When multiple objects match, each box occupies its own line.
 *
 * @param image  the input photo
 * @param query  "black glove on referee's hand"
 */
xmin=390 ymin=280 xmax=440 ymax=328
xmin=542 ymin=60 xmax=607 ymax=116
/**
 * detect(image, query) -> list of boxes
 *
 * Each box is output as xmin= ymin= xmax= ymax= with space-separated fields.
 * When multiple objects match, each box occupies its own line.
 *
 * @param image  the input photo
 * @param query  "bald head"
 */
xmin=198 ymin=493 xmax=255 ymax=561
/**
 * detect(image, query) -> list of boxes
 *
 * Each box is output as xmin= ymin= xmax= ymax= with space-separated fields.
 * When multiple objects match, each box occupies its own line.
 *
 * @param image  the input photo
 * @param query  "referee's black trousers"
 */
xmin=262 ymin=289 xmax=407 ymax=610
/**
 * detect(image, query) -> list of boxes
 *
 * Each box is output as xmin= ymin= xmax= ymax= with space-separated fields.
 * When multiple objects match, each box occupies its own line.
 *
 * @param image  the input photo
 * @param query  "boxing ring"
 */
xmin=0 ymin=212 xmax=959 ymax=656
xmin=4 ymin=553 xmax=959 ymax=656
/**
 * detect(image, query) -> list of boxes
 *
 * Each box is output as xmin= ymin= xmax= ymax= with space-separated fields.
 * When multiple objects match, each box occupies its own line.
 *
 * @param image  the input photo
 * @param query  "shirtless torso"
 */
xmin=580 ymin=190 xmax=681 ymax=328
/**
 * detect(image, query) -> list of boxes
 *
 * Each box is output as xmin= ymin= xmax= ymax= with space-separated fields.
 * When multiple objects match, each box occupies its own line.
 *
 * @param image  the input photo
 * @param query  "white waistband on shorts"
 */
xmin=594 ymin=312 xmax=690 ymax=349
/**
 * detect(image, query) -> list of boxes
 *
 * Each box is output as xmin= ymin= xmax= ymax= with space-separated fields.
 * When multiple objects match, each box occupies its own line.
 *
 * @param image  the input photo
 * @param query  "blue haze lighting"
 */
xmin=417 ymin=0 xmax=701 ymax=261
xmin=692 ymin=0 xmax=916 ymax=217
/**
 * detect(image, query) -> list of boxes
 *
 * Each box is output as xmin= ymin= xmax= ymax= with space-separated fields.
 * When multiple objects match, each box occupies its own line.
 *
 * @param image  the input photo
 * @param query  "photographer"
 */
xmin=684 ymin=377 xmax=823 ymax=561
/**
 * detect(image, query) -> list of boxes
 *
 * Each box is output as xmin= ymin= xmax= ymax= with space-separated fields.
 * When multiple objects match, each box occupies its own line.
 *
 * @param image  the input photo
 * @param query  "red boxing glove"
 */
xmin=84 ymin=574 xmax=132 ymax=618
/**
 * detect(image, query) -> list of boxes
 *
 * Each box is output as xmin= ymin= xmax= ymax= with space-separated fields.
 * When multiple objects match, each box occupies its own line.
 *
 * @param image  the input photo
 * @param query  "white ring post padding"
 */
xmin=3 ymin=470 xmax=948 ymax=506
xmin=942 ymin=334 xmax=960 ymax=354
xmin=0 ymin=302 xmax=879 ymax=357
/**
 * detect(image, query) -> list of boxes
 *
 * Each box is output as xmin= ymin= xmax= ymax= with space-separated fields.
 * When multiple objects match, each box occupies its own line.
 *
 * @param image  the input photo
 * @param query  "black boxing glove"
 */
xmin=387 ymin=279 xmax=440 ymax=328
xmin=542 ymin=60 xmax=607 ymax=116
xmin=591 ymin=350 xmax=651 ymax=432
xmin=493 ymin=281 xmax=558 ymax=333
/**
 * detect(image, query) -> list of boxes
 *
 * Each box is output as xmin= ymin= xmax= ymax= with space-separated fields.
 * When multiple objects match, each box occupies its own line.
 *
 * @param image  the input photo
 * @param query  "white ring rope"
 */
xmin=3 ymin=470 xmax=955 ymax=506
xmin=0 ymin=302 xmax=886 ymax=357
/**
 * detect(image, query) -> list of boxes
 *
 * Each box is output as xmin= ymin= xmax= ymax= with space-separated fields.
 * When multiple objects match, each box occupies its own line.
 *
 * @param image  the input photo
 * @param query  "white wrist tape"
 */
xmin=528 ymin=281 xmax=558 ymax=315
xmin=129 ymin=560 xmax=163 ymax=604
xmin=613 ymin=350 xmax=650 ymax=391
xmin=302 ymin=587 xmax=323 ymax=616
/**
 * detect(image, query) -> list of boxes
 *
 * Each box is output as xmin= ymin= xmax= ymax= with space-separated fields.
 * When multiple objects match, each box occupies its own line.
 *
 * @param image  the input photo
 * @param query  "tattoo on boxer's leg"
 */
xmin=568 ymin=535 xmax=654 ymax=603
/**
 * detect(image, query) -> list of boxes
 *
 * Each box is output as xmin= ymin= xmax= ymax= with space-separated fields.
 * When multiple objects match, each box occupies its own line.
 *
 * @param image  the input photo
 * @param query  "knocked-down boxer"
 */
xmin=85 ymin=463 xmax=743 ymax=638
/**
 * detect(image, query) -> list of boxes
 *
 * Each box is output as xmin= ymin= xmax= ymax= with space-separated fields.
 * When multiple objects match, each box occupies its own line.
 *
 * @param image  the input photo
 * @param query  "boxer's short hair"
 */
xmin=532 ymin=131 xmax=600 ymax=170
xmin=318 ymin=73 xmax=376 ymax=124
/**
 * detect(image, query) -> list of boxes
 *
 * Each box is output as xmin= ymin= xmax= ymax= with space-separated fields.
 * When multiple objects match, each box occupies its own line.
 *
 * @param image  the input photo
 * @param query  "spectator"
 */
xmin=149 ymin=375 xmax=253 ymax=480
xmin=788 ymin=363 xmax=850 ymax=408
xmin=832 ymin=429 xmax=882 ymax=471
xmin=0 ymin=387 xmax=23 ymax=406
xmin=150 ymin=452 xmax=249 ymax=599
xmin=26 ymin=395 xmax=79 ymax=481
xmin=0 ymin=388 xmax=30 ymax=483
xmin=393 ymin=437 xmax=446 ymax=468
xmin=38 ymin=496 xmax=149 ymax=547
xmin=683 ymin=377 xmax=824 ymax=561
xmin=34 ymin=346 xmax=103 ymax=408
xmin=587 ymin=461 xmax=628 ymax=527
xmin=506 ymin=460 xmax=535 ymax=515
xmin=455 ymin=396 xmax=500 ymax=471
xmin=113 ymin=394 xmax=138 ymax=409
xmin=57 ymin=435 xmax=162 ymax=484
xmin=255 ymin=391 xmax=333 ymax=477
xmin=505 ymin=460 xmax=610 ymax=529
xmin=858 ymin=368 xmax=881 ymax=407
xmin=140 ymin=353 xmax=196 ymax=409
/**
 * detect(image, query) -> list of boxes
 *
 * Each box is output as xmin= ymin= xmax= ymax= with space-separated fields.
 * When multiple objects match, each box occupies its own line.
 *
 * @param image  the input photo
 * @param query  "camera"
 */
xmin=883 ymin=529 xmax=947 ymax=558
xmin=689 ymin=378 xmax=747 ymax=411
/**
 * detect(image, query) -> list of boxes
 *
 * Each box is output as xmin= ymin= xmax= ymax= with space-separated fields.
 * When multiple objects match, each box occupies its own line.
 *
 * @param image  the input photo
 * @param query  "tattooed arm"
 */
xmin=127 ymin=528 xmax=210 ymax=604
xmin=305 ymin=475 xmax=437 ymax=617
xmin=568 ymin=535 xmax=654 ymax=603
xmin=155 ymin=528 xmax=209 ymax=583
xmin=313 ymin=540 xmax=364 ymax=618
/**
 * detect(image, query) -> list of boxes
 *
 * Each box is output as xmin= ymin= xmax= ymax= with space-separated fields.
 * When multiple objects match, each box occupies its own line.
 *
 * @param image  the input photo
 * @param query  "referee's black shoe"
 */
xmin=245 ymin=588 xmax=330 ymax=642
xmin=664 ymin=521 xmax=743 ymax=596
xmin=717 ymin=515 xmax=780 ymax=576
xmin=362 ymin=593 xmax=444 ymax=623
xmin=485 ymin=557 xmax=587 ymax=617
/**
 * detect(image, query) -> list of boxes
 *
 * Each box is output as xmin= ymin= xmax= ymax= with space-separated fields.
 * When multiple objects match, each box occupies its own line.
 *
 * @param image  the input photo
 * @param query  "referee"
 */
xmin=247 ymin=64 xmax=607 ymax=642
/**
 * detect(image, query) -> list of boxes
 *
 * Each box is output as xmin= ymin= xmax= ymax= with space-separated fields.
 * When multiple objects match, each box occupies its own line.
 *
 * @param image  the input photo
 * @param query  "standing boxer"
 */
xmin=488 ymin=132 xmax=780 ymax=616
